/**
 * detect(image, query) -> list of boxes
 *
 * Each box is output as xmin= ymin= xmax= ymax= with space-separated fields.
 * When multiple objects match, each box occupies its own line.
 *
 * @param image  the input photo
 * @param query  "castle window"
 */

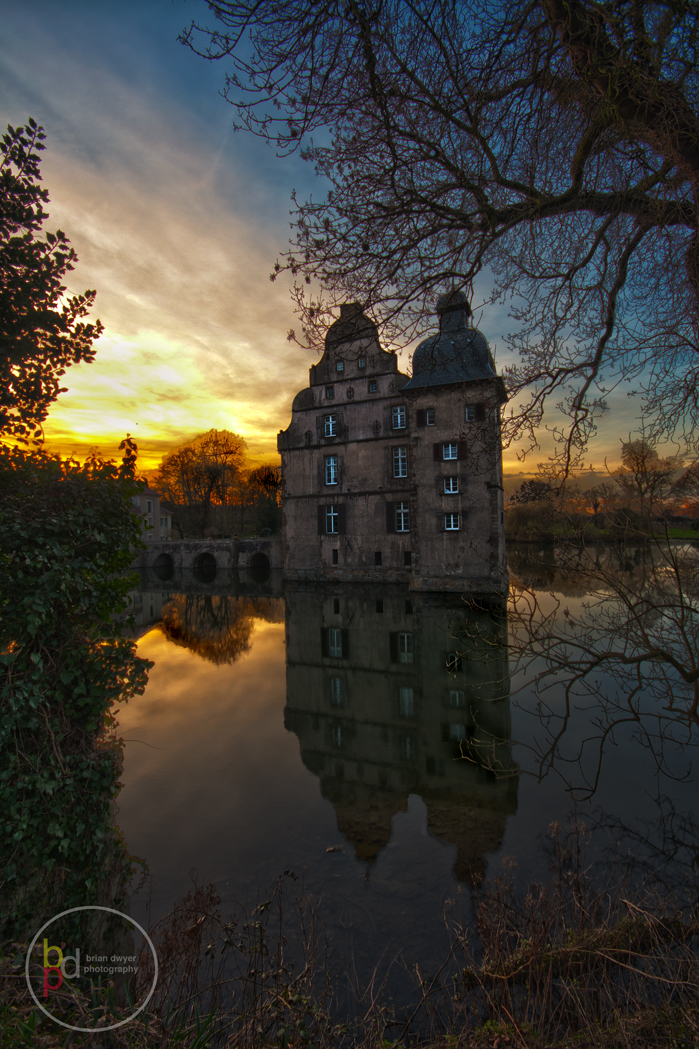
xmin=325 ymin=455 xmax=338 ymax=484
xmin=393 ymin=447 xmax=407 ymax=478
xmin=358 ymin=356 xmax=366 ymax=368
xmin=326 ymin=386 xmax=334 ymax=399
xmin=443 ymin=442 xmax=458 ymax=460
xmin=465 ymin=405 xmax=475 ymax=421
xmin=445 ymin=512 xmax=460 ymax=530
xmin=444 ymin=477 xmax=459 ymax=494
xmin=326 ymin=506 xmax=339 ymax=533
xmin=330 ymin=677 xmax=344 ymax=706
xmin=395 ymin=501 xmax=410 ymax=532
xmin=400 ymin=735 xmax=417 ymax=760
xmin=392 ymin=405 xmax=407 ymax=429
xmin=337 ymin=361 xmax=344 ymax=372
xmin=426 ymin=408 xmax=436 ymax=425
xmin=399 ymin=687 xmax=415 ymax=718
xmin=398 ymin=632 xmax=414 ymax=663
xmin=328 ymin=628 xmax=343 ymax=657
xmin=324 ymin=414 xmax=337 ymax=437
xmin=369 ymin=380 xmax=377 ymax=392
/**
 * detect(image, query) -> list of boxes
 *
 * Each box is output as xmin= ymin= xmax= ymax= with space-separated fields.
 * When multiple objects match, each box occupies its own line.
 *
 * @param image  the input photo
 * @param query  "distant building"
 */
xmin=277 ymin=294 xmax=507 ymax=592
xmin=132 ymin=487 xmax=172 ymax=542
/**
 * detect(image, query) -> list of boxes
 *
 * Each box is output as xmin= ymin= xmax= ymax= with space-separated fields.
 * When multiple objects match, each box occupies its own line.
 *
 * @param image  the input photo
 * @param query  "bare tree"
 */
xmin=183 ymin=0 xmax=699 ymax=469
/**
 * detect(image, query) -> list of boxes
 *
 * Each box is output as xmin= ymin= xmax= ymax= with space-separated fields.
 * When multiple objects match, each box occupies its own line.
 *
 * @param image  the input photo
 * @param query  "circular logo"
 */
xmin=25 ymin=905 xmax=158 ymax=1033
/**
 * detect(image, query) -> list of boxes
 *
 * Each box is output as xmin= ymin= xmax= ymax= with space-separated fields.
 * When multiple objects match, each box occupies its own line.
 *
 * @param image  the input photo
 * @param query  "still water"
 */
xmin=117 ymin=550 xmax=698 ymax=993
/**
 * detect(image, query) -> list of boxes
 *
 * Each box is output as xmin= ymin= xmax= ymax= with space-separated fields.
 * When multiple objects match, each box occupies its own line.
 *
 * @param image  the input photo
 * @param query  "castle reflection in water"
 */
xmin=131 ymin=567 xmax=518 ymax=885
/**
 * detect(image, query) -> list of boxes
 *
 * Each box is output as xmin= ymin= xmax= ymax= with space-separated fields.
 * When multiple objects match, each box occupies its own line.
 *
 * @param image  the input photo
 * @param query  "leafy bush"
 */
xmin=0 ymin=445 xmax=151 ymax=937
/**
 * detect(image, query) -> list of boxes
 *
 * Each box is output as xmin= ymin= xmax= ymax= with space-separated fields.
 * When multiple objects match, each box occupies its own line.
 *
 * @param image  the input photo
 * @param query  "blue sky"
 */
xmin=1 ymin=0 xmax=648 ymax=472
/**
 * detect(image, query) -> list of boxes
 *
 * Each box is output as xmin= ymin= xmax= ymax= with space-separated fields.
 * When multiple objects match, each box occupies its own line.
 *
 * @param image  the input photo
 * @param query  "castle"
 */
xmin=277 ymin=293 xmax=507 ymax=592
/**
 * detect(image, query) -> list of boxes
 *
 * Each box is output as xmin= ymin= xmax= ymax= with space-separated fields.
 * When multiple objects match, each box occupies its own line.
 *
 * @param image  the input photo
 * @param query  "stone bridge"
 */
xmin=135 ymin=537 xmax=283 ymax=580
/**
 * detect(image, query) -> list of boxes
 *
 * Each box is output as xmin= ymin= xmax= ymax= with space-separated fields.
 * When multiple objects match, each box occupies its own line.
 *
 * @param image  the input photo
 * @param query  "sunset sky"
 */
xmin=2 ymin=0 xmax=655 ymax=473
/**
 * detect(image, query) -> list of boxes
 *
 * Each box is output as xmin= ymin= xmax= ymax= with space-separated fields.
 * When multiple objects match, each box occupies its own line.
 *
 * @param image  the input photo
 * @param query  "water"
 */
xmin=117 ymin=551 xmax=698 ymax=1000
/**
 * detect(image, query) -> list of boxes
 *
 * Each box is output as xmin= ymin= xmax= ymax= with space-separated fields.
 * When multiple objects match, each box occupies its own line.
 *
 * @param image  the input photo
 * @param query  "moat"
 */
xmin=118 ymin=548 xmax=699 ymax=1003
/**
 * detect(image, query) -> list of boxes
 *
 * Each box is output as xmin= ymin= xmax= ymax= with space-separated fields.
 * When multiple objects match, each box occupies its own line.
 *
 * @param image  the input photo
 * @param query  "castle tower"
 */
xmin=277 ymin=296 xmax=507 ymax=592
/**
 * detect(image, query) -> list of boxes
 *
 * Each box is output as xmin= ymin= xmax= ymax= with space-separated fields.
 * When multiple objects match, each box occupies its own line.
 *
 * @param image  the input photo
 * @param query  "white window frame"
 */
xmin=326 ymin=506 xmax=339 ymax=533
xmin=398 ymin=632 xmax=414 ymax=664
xmin=395 ymin=501 xmax=410 ymax=532
xmin=443 ymin=477 xmax=459 ymax=494
xmin=325 ymin=455 xmax=338 ymax=484
xmin=393 ymin=447 xmax=408 ymax=478
xmin=399 ymin=687 xmax=414 ymax=718
xmin=426 ymin=408 xmax=436 ymax=425
xmin=445 ymin=512 xmax=460 ymax=531
xmin=443 ymin=443 xmax=458 ymax=460
xmin=324 ymin=414 xmax=337 ymax=437
xmin=328 ymin=628 xmax=343 ymax=658
xmin=392 ymin=405 xmax=407 ymax=429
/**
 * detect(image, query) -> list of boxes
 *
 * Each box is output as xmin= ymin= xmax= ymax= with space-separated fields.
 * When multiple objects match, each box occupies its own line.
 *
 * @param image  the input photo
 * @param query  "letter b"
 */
xmin=43 ymin=939 xmax=63 ymax=968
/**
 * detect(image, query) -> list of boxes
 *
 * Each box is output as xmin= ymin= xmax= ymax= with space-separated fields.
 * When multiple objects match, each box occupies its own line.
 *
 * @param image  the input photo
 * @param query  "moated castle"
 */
xmin=277 ymin=293 xmax=507 ymax=592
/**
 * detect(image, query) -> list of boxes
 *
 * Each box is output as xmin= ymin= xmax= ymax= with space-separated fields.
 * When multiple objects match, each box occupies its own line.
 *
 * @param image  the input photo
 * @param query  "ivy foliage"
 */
xmin=0 ymin=118 xmax=152 ymax=938
xmin=0 ymin=445 xmax=151 ymax=936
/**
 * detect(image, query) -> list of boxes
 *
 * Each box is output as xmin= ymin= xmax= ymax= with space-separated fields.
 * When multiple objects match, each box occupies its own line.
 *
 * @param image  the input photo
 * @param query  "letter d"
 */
xmin=43 ymin=939 xmax=63 ymax=968
xmin=61 ymin=948 xmax=80 ymax=979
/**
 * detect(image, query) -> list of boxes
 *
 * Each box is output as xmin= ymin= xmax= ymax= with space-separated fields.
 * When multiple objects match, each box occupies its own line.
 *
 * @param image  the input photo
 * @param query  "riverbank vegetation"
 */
xmin=0 ymin=121 xmax=151 ymax=936
xmin=505 ymin=441 xmax=699 ymax=543
xmin=3 ymin=822 xmax=698 ymax=1047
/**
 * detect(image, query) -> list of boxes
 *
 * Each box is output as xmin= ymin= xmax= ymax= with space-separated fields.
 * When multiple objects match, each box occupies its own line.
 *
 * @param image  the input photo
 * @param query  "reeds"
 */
xmin=2 ymin=825 xmax=697 ymax=1048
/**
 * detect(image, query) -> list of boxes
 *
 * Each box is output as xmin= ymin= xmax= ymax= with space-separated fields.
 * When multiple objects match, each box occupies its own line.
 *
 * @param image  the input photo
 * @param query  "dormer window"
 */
xmin=326 ymin=386 xmax=334 ymax=399
xmin=358 ymin=356 xmax=366 ymax=368
xmin=336 ymin=361 xmax=344 ymax=372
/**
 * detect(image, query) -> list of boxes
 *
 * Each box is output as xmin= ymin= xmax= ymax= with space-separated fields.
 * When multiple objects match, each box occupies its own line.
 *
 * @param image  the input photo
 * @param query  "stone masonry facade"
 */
xmin=277 ymin=297 xmax=507 ymax=592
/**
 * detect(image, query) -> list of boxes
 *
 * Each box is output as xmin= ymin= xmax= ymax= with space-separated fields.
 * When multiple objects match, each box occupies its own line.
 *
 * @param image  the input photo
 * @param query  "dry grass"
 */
xmin=2 ymin=830 xmax=697 ymax=1049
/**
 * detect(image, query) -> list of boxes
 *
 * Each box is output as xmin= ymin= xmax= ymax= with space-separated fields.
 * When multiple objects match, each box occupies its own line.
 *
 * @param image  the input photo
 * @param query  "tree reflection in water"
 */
xmin=506 ymin=538 xmax=699 ymax=797
xmin=159 ymin=594 xmax=283 ymax=665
